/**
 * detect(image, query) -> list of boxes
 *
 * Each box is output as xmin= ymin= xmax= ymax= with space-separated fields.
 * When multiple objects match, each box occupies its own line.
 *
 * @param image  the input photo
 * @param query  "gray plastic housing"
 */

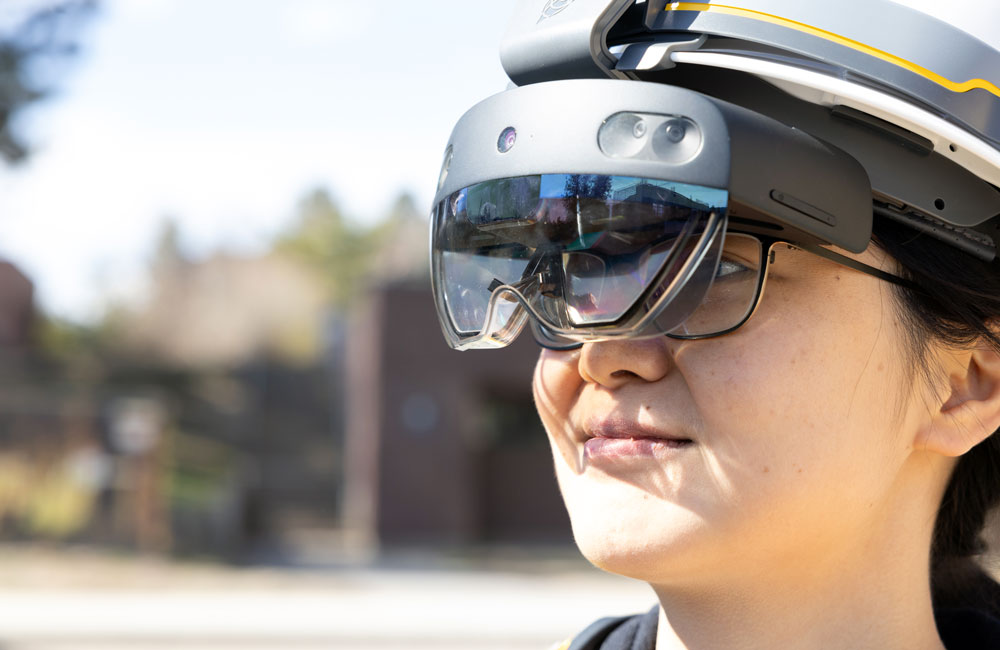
xmin=500 ymin=0 xmax=634 ymax=85
xmin=434 ymin=79 xmax=873 ymax=252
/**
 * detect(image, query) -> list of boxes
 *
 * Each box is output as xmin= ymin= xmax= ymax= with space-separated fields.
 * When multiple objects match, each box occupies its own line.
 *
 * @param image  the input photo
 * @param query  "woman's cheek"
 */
xmin=533 ymin=348 xmax=586 ymax=472
xmin=533 ymin=349 xmax=582 ymax=419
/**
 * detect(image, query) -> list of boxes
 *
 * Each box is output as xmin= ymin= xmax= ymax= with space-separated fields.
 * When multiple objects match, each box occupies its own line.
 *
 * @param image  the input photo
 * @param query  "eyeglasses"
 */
xmin=670 ymin=231 xmax=916 ymax=337
xmin=533 ymin=231 xmax=918 ymax=349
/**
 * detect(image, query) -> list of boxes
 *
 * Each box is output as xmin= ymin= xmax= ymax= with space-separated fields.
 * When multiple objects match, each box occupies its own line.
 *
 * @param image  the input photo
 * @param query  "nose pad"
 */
xmin=493 ymin=256 xmax=569 ymax=327
xmin=577 ymin=337 xmax=674 ymax=387
xmin=479 ymin=277 xmax=541 ymax=347
xmin=480 ymin=297 xmax=529 ymax=348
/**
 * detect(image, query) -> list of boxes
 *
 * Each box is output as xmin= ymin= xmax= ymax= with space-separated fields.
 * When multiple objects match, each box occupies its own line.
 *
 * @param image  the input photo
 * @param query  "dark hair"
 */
xmin=872 ymin=216 xmax=1000 ymax=617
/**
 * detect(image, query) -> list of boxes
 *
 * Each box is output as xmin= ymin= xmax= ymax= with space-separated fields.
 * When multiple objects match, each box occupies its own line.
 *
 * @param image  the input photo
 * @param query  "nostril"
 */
xmin=578 ymin=339 xmax=673 ymax=385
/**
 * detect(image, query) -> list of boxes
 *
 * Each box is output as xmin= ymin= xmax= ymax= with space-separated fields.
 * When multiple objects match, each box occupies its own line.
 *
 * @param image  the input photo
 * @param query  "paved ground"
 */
xmin=0 ymin=545 xmax=655 ymax=649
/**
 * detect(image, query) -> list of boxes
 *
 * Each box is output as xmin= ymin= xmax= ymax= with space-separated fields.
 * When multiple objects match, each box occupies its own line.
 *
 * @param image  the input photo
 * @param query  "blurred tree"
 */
xmin=0 ymin=0 xmax=95 ymax=164
xmin=275 ymin=188 xmax=431 ymax=307
xmin=151 ymin=217 xmax=188 ymax=277
xmin=383 ymin=192 xmax=421 ymax=224
xmin=274 ymin=188 xmax=380 ymax=308
xmin=370 ymin=191 xmax=429 ymax=282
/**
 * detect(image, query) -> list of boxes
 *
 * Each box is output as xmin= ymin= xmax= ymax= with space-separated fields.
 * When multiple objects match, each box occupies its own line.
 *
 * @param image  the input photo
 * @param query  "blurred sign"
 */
xmin=107 ymin=397 xmax=165 ymax=456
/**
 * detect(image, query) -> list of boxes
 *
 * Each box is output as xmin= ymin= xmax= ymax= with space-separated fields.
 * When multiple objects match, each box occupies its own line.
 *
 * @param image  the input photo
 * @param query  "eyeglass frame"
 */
xmin=538 ymin=230 xmax=920 ymax=349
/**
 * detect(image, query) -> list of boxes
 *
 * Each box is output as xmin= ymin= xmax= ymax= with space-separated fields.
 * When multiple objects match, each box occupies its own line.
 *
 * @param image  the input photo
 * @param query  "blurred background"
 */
xmin=0 ymin=1 xmax=652 ymax=647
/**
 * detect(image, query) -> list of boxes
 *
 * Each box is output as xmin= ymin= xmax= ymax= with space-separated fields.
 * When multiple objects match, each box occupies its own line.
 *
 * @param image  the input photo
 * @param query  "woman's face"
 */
xmin=533 ymin=242 xmax=941 ymax=588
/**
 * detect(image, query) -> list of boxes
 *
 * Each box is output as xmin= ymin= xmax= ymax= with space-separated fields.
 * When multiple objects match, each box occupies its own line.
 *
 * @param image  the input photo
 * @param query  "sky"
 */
xmin=0 ymin=0 xmax=516 ymax=321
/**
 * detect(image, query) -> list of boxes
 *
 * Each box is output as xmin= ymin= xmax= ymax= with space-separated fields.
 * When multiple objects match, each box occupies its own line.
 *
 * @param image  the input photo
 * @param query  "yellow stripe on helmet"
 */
xmin=664 ymin=2 xmax=1000 ymax=99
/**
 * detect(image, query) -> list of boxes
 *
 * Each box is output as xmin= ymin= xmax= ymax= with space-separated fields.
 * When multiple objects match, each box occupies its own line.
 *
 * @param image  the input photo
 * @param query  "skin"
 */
xmin=532 ymin=242 xmax=1000 ymax=650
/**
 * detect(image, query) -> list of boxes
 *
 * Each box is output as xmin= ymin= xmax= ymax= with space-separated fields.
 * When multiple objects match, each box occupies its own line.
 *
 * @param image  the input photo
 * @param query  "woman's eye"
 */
xmin=716 ymin=257 xmax=752 ymax=280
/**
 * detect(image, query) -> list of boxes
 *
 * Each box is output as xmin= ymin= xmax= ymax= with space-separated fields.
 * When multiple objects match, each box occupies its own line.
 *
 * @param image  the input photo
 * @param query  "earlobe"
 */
xmin=917 ymin=343 xmax=1000 ymax=457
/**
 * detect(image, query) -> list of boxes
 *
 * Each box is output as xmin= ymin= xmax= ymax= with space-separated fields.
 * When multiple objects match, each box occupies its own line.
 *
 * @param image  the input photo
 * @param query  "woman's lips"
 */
xmin=582 ymin=420 xmax=693 ymax=461
xmin=584 ymin=436 xmax=692 ymax=460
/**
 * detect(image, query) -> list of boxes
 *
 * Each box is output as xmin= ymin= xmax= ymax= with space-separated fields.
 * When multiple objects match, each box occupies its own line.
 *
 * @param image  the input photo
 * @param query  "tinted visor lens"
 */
xmin=432 ymin=174 xmax=728 ymax=349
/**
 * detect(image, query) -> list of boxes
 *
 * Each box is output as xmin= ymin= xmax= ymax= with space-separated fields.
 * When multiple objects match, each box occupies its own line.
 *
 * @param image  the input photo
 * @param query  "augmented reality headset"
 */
xmin=432 ymin=79 xmax=876 ymax=350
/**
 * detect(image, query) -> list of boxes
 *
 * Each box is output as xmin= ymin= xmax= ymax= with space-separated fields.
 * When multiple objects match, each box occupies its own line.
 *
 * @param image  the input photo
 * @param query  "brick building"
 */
xmin=343 ymin=281 xmax=571 ymax=547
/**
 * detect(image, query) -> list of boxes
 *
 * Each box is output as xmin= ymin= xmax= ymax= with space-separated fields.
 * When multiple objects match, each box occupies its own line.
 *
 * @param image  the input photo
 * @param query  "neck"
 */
xmin=650 ymin=523 xmax=945 ymax=650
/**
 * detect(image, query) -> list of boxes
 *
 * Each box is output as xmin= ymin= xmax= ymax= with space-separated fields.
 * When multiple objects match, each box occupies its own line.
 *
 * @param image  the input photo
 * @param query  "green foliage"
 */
xmin=36 ymin=313 xmax=104 ymax=358
xmin=274 ymin=188 xmax=425 ymax=308
xmin=383 ymin=192 xmax=422 ymax=224
xmin=273 ymin=188 xmax=369 ymax=307
xmin=35 ymin=310 xmax=124 ymax=378
xmin=0 ymin=0 xmax=96 ymax=164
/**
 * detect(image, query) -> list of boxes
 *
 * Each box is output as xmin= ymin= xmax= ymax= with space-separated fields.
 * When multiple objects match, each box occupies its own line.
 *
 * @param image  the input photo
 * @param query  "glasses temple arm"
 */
xmin=792 ymin=243 xmax=922 ymax=292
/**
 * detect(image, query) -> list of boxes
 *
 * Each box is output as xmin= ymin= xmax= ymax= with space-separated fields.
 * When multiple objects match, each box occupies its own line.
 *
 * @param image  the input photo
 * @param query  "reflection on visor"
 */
xmin=432 ymin=174 xmax=728 ymax=349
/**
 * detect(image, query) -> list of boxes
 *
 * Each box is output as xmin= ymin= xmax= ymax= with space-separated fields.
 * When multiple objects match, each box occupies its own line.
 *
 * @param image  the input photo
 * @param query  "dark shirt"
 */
xmin=569 ymin=606 xmax=1000 ymax=649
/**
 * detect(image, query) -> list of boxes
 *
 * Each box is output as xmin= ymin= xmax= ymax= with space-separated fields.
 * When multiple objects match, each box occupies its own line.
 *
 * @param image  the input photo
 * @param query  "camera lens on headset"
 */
xmin=651 ymin=117 xmax=701 ymax=163
xmin=598 ymin=112 xmax=649 ymax=158
xmin=664 ymin=119 xmax=686 ymax=143
xmin=498 ymin=127 xmax=517 ymax=153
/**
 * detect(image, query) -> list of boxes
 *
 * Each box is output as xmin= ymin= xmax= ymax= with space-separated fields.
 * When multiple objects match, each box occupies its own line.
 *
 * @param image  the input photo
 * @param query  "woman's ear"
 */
xmin=916 ymin=342 xmax=1000 ymax=457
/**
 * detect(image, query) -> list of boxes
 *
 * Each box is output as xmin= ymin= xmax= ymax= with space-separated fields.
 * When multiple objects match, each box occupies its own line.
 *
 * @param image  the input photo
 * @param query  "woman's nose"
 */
xmin=577 ymin=337 xmax=674 ymax=388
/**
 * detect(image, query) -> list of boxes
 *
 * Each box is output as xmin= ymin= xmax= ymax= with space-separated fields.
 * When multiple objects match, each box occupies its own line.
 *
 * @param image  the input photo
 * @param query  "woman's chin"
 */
xmin=573 ymin=529 xmax=693 ymax=583
xmin=565 ymin=495 xmax=710 ymax=584
xmin=553 ymin=439 xmax=731 ymax=583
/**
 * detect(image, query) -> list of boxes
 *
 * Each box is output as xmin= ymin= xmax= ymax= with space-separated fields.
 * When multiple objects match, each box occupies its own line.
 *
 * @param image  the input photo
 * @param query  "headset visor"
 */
xmin=432 ymin=173 xmax=731 ymax=349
